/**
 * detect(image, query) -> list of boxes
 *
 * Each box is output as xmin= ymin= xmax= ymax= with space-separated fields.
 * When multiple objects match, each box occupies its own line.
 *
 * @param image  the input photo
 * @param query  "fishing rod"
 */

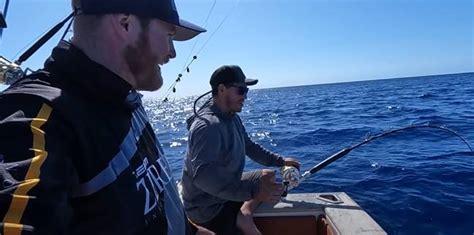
xmin=0 ymin=9 xmax=74 ymax=85
xmin=15 ymin=12 xmax=74 ymax=67
xmin=280 ymin=124 xmax=473 ymax=194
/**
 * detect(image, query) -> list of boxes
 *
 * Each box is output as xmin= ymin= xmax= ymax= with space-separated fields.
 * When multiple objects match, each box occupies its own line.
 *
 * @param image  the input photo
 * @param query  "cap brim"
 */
xmin=245 ymin=78 xmax=258 ymax=86
xmin=174 ymin=19 xmax=206 ymax=41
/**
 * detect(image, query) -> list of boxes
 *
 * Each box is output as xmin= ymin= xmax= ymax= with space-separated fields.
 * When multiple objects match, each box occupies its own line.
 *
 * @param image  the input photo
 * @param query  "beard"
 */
xmin=225 ymin=95 xmax=243 ymax=113
xmin=123 ymin=28 xmax=163 ymax=91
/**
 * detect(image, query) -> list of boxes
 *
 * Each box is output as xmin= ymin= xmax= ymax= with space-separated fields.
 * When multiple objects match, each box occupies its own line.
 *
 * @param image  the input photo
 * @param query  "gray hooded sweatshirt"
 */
xmin=181 ymin=102 xmax=285 ymax=223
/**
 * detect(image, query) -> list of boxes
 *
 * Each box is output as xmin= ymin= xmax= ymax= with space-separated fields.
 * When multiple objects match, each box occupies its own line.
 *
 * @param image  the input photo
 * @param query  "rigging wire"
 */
xmin=2 ymin=0 xmax=9 ymax=17
xmin=195 ymin=0 xmax=241 ymax=56
xmin=180 ymin=0 xmax=217 ymax=71
xmin=163 ymin=0 xmax=217 ymax=97
xmin=60 ymin=15 xmax=74 ymax=41
xmin=161 ymin=0 xmax=241 ymax=102
xmin=161 ymin=0 xmax=218 ymax=102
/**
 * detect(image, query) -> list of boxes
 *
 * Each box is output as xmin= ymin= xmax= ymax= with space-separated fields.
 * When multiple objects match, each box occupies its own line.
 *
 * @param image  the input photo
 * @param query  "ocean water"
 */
xmin=145 ymin=72 xmax=474 ymax=234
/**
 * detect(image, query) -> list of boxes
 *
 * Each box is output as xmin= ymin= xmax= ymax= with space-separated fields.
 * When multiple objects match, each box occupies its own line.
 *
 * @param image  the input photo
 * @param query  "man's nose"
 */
xmin=169 ymin=41 xmax=176 ymax=59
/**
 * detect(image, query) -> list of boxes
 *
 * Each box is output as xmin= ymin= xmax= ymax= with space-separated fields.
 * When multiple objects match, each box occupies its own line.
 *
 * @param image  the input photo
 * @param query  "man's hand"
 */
xmin=283 ymin=157 xmax=300 ymax=169
xmin=255 ymin=169 xmax=283 ymax=203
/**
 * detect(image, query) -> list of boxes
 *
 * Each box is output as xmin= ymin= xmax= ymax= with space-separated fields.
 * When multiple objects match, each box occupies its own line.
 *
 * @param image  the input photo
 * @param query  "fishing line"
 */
xmin=161 ymin=0 xmax=242 ymax=102
xmin=60 ymin=14 xmax=74 ymax=41
xmin=195 ymin=0 xmax=241 ymax=56
xmin=283 ymin=124 xmax=473 ymax=192
xmin=1 ymin=0 xmax=8 ymax=17
xmin=161 ymin=0 xmax=217 ymax=101
xmin=180 ymin=0 xmax=217 ymax=70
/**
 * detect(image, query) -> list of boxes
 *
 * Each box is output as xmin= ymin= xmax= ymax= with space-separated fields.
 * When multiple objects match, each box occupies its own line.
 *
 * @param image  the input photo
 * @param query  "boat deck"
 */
xmin=253 ymin=192 xmax=386 ymax=235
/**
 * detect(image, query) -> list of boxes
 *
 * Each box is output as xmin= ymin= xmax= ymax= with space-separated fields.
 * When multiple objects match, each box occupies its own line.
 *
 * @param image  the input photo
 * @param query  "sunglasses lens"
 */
xmin=238 ymin=87 xmax=249 ymax=95
xmin=226 ymin=83 xmax=249 ymax=95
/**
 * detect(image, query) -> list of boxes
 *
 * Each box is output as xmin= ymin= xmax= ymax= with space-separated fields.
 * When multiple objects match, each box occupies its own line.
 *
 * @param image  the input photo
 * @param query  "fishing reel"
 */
xmin=280 ymin=166 xmax=301 ymax=197
xmin=0 ymin=56 xmax=24 ymax=85
xmin=280 ymin=165 xmax=313 ymax=197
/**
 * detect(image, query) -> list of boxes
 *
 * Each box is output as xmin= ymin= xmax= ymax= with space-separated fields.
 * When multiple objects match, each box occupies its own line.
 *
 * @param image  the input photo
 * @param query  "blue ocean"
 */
xmin=145 ymin=72 xmax=474 ymax=234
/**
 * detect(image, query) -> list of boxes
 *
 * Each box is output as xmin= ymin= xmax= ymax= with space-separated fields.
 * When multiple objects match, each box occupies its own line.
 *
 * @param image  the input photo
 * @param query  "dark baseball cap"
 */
xmin=76 ymin=0 xmax=206 ymax=41
xmin=210 ymin=65 xmax=258 ymax=88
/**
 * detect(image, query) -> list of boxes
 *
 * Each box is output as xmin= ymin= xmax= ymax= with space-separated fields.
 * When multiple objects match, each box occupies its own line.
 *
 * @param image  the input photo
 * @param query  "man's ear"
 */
xmin=106 ymin=14 xmax=137 ymax=41
xmin=218 ymin=84 xmax=226 ymax=95
xmin=106 ymin=14 xmax=131 ymax=35
xmin=118 ymin=14 xmax=130 ymax=32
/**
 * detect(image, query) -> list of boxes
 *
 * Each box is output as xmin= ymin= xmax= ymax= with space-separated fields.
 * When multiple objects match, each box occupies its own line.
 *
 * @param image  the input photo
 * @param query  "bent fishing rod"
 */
xmin=281 ymin=124 xmax=473 ymax=193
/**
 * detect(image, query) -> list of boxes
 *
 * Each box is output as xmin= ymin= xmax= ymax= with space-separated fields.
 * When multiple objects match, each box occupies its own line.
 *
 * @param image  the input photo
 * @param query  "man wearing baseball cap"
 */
xmin=181 ymin=65 xmax=300 ymax=234
xmin=0 ymin=0 xmax=212 ymax=234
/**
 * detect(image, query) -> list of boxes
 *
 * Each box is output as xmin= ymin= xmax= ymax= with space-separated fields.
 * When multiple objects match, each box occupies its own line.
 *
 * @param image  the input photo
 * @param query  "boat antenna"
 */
xmin=285 ymin=124 xmax=473 ymax=192
xmin=161 ymin=0 xmax=241 ymax=102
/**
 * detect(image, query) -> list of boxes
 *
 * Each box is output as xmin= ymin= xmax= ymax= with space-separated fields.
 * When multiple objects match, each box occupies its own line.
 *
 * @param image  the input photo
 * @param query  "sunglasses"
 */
xmin=230 ymin=85 xmax=249 ymax=96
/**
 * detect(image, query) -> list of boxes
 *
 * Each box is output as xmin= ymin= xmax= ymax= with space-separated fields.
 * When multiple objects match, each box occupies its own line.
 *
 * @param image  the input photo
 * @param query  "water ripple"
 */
xmin=145 ymin=73 xmax=474 ymax=234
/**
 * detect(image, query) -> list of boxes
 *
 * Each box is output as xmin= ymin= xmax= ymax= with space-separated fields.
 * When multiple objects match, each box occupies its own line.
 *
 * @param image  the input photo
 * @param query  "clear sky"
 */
xmin=0 ymin=0 xmax=472 ymax=98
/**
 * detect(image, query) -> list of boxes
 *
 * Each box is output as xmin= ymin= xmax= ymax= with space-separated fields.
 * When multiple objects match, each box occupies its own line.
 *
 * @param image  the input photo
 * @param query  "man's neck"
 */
xmin=71 ymin=37 xmax=136 ymax=88
xmin=213 ymin=97 xmax=233 ymax=115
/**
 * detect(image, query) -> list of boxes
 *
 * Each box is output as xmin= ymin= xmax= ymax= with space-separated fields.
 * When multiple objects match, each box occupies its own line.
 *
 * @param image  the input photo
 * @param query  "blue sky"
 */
xmin=0 ymin=0 xmax=472 ymax=98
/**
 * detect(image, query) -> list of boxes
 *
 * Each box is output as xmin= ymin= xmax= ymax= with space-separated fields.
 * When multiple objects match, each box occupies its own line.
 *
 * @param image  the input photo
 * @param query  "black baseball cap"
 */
xmin=210 ymin=65 xmax=258 ymax=89
xmin=76 ymin=0 xmax=206 ymax=41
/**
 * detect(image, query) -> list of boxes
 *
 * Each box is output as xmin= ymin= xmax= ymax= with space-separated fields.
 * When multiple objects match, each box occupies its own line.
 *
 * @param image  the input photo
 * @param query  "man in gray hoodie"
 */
xmin=181 ymin=65 xmax=300 ymax=235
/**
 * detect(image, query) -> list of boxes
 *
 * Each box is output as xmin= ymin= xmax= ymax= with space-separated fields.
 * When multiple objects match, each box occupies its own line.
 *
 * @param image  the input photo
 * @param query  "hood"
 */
xmin=186 ymin=100 xmax=234 ymax=130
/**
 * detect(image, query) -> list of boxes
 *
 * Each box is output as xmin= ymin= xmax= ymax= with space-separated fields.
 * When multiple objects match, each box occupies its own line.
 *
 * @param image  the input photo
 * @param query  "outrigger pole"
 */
xmin=0 ymin=0 xmax=10 ymax=35
xmin=15 ymin=12 xmax=74 ymax=66
xmin=1 ymin=11 xmax=74 ymax=85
